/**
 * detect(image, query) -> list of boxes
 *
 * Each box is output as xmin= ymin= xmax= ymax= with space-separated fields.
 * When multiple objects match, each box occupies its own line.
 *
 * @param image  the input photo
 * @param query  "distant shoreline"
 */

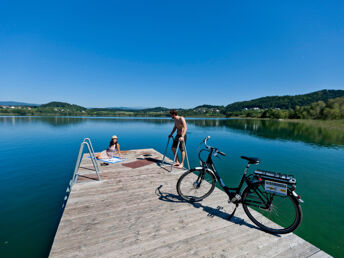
xmin=0 ymin=113 xmax=226 ymax=118
xmin=1 ymin=90 xmax=343 ymax=120
xmin=1 ymin=114 xmax=344 ymax=129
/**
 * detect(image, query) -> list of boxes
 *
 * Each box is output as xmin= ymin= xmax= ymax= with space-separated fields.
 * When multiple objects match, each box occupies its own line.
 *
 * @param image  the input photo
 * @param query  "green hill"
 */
xmin=141 ymin=107 xmax=170 ymax=112
xmin=40 ymin=101 xmax=87 ymax=111
xmin=225 ymin=89 xmax=344 ymax=112
xmin=2 ymin=89 xmax=343 ymax=120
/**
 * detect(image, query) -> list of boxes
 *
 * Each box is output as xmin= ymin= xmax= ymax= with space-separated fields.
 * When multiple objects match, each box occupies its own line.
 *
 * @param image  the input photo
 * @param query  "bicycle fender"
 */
xmin=292 ymin=191 xmax=304 ymax=203
xmin=245 ymin=181 xmax=304 ymax=204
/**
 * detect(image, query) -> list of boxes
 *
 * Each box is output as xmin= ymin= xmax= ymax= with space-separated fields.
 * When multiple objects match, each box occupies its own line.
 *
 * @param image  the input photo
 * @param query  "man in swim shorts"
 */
xmin=168 ymin=109 xmax=188 ymax=169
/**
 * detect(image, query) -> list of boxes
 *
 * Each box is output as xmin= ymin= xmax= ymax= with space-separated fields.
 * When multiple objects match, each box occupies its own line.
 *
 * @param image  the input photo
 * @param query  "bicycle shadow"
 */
xmin=155 ymin=185 xmax=281 ymax=237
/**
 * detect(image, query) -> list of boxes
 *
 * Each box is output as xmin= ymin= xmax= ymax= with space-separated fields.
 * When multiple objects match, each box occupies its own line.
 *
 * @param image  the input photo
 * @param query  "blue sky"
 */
xmin=0 ymin=0 xmax=343 ymax=108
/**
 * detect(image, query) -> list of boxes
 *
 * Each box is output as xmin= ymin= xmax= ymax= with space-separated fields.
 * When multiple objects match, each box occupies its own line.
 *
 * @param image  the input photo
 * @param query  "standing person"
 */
xmin=96 ymin=135 xmax=122 ymax=160
xmin=168 ymin=109 xmax=188 ymax=169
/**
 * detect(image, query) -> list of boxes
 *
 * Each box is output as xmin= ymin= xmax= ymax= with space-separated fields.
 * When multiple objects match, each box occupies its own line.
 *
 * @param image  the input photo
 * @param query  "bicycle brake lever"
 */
xmin=216 ymin=155 xmax=223 ymax=160
xmin=213 ymin=152 xmax=221 ymax=160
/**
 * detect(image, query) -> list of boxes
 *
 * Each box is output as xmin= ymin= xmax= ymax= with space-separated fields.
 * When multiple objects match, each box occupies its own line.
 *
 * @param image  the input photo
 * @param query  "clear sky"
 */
xmin=1 ymin=0 xmax=343 ymax=108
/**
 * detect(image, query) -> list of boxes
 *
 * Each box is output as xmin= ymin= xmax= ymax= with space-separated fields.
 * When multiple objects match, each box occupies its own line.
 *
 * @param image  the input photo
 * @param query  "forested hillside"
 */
xmin=1 ymin=90 xmax=343 ymax=120
xmin=231 ymin=97 xmax=344 ymax=120
xmin=40 ymin=102 xmax=87 ymax=111
xmin=225 ymin=90 xmax=344 ymax=112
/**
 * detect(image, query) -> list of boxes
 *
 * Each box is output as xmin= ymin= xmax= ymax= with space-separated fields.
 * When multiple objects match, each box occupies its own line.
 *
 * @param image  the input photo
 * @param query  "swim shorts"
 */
xmin=172 ymin=135 xmax=187 ymax=151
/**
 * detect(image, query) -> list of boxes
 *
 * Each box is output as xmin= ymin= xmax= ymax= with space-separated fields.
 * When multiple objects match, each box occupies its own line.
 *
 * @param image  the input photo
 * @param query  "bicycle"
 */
xmin=176 ymin=136 xmax=303 ymax=234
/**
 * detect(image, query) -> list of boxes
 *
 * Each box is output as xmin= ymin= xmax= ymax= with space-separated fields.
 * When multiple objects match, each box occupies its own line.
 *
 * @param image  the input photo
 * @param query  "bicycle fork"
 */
xmin=194 ymin=168 xmax=207 ymax=189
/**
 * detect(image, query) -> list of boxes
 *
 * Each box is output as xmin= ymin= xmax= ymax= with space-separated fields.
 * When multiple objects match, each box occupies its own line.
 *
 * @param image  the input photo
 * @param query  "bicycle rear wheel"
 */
xmin=177 ymin=168 xmax=216 ymax=202
xmin=242 ymin=182 xmax=302 ymax=234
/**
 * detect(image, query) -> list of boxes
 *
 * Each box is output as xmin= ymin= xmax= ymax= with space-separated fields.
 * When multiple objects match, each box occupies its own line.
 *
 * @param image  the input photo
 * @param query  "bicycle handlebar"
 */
xmin=203 ymin=136 xmax=211 ymax=148
xmin=202 ymin=136 xmax=226 ymax=157
xmin=217 ymin=150 xmax=226 ymax=156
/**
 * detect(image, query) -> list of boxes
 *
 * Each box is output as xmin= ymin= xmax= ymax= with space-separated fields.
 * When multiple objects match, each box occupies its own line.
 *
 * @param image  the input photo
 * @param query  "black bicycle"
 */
xmin=176 ymin=136 xmax=303 ymax=234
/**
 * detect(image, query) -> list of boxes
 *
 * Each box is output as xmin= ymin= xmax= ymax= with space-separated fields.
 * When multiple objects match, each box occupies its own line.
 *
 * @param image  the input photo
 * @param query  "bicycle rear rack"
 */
xmin=254 ymin=169 xmax=296 ymax=184
xmin=72 ymin=138 xmax=101 ymax=185
xmin=160 ymin=136 xmax=190 ymax=172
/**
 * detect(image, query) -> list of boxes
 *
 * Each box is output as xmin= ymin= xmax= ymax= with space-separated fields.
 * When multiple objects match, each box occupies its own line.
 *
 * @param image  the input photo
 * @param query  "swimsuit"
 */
xmin=99 ymin=145 xmax=117 ymax=159
xmin=172 ymin=135 xmax=187 ymax=151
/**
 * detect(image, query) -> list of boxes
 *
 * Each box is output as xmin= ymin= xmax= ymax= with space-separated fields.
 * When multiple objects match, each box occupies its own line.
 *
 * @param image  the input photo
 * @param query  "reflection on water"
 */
xmin=0 ymin=116 xmax=87 ymax=127
xmin=1 ymin=116 xmax=343 ymax=147
xmin=220 ymin=119 xmax=344 ymax=148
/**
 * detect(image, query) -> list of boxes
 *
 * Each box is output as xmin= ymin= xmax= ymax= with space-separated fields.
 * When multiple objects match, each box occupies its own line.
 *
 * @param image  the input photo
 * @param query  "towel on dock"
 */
xmin=89 ymin=156 xmax=126 ymax=164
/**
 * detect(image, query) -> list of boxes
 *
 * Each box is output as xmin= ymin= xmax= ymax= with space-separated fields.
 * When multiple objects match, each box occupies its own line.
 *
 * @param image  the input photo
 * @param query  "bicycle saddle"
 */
xmin=241 ymin=156 xmax=260 ymax=164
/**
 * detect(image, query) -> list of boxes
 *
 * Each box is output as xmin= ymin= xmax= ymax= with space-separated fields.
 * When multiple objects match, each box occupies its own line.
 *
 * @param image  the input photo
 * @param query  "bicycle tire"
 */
xmin=242 ymin=181 xmax=302 ymax=234
xmin=177 ymin=168 xmax=216 ymax=202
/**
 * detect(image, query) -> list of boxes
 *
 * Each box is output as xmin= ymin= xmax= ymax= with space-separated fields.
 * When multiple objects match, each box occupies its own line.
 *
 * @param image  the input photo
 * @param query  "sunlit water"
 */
xmin=0 ymin=116 xmax=343 ymax=257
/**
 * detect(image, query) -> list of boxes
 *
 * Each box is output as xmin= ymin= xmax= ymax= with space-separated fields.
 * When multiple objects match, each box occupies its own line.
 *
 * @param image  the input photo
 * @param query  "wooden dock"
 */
xmin=50 ymin=149 xmax=331 ymax=257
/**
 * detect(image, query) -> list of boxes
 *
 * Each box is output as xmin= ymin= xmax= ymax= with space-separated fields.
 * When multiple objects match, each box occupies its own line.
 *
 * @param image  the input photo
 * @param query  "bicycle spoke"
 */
xmin=242 ymin=182 xmax=301 ymax=234
xmin=177 ymin=169 xmax=216 ymax=202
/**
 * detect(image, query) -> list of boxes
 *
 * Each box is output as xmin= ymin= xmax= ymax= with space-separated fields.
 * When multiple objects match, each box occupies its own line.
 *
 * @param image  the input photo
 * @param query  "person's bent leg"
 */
xmin=178 ymin=150 xmax=185 ymax=168
xmin=171 ymin=147 xmax=180 ymax=165
xmin=177 ymin=138 xmax=187 ymax=168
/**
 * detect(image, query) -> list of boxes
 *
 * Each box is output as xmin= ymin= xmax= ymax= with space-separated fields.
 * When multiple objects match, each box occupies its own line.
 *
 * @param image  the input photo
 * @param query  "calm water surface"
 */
xmin=0 ymin=116 xmax=343 ymax=257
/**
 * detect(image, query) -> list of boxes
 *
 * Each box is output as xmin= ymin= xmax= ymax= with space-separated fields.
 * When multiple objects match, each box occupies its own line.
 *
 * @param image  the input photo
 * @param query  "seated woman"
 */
xmin=95 ymin=135 xmax=122 ymax=161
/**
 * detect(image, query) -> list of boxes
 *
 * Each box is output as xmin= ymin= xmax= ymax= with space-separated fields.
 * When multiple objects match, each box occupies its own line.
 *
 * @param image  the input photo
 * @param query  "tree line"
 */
xmin=1 ymin=90 xmax=343 ymax=120
xmin=225 ymin=89 xmax=344 ymax=112
xmin=227 ymin=97 xmax=344 ymax=120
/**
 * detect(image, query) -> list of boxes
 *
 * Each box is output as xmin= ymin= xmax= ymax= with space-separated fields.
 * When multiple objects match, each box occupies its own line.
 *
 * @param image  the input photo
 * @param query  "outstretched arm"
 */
xmin=179 ymin=118 xmax=187 ymax=141
xmin=181 ymin=117 xmax=187 ymax=137
xmin=117 ymin=144 xmax=122 ymax=158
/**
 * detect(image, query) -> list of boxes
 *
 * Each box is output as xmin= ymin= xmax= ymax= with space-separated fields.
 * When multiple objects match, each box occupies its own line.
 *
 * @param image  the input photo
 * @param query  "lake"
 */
xmin=0 ymin=116 xmax=343 ymax=257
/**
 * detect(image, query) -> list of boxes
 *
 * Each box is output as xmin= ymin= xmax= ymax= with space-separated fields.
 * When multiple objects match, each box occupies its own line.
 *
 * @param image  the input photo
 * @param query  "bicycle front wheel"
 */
xmin=242 ymin=182 xmax=302 ymax=234
xmin=177 ymin=168 xmax=216 ymax=202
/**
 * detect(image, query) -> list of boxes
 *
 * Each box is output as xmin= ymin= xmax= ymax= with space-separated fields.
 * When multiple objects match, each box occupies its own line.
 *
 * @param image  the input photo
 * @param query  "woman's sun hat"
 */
xmin=112 ymin=135 xmax=118 ymax=139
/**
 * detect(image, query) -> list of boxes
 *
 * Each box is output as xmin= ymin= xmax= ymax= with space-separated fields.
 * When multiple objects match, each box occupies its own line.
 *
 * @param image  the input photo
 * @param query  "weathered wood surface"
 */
xmin=50 ymin=149 xmax=331 ymax=258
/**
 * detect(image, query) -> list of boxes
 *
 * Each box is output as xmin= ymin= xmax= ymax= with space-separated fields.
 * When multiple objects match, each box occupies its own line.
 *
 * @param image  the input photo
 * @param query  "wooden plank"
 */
xmin=49 ymin=149 xmax=331 ymax=258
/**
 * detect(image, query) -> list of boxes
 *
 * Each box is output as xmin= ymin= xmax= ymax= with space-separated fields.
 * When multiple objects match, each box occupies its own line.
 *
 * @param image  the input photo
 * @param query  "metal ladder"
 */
xmin=160 ymin=136 xmax=190 ymax=173
xmin=72 ymin=138 xmax=101 ymax=184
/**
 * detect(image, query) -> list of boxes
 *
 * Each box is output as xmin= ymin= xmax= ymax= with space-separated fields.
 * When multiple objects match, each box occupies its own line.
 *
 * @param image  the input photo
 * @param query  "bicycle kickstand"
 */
xmin=227 ymin=203 xmax=238 ymax=221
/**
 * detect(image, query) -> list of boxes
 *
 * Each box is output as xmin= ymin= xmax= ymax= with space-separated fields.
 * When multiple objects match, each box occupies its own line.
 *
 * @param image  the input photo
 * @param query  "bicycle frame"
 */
xmin=180 ymin=137 xmax=304 ymax=233
xmin=201 ymin=147 xmax=259 ymax=203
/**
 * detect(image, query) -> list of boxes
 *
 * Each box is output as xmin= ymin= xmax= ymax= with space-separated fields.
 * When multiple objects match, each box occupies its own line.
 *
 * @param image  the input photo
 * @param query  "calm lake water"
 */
xmin=0 ymin=116 xmax=343 ymax=257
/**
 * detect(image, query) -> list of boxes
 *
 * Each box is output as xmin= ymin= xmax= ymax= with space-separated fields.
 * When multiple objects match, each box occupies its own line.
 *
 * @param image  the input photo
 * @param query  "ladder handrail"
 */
xmin=85 ymin=141 xmax=101 ymax=181
xmin=160 ymin=136 xmax=172 ymax=166
xmin=72 ymin=138 xmax=101 ymax=185
xmin=84 ymin=138 xmax=100 ymax=174
xmin=161 ymin=136 xmax=190 ymax=173
xmin=84 ymin=138 xmax=96 ymax=157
